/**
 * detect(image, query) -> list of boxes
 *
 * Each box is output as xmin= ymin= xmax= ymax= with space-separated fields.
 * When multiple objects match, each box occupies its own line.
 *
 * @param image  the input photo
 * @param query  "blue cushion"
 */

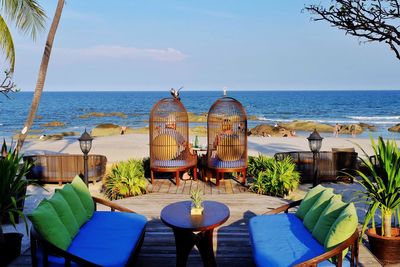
xmin=209 ymin=158 xmax=245 ymax=168
xmin=249 ymin=214 xmax=350 ymax=267
xmin=152 ymin=159 xmax=188 ymax=167
xmin=34 ymin=211 xmax=147 ymax=267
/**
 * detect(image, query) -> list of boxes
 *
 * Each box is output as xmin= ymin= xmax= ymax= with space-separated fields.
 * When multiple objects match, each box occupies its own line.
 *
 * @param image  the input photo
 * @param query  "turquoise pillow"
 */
xmin=312 ymin=195 xmax=348 ymax=244
xmin=48 ymin=191 xmax=80 ymax=238
xmin=28 ymin=200 xmax=72 ymax=250
xmin=57 ymin=184 xmax=88 ymax=227
xmin=325 ymin=203 xmax=358 ymax=253
xmin=296 ymin=185 xmax=328 ymax=220
xmin=71 ymin=175 xmax=94 ymax=219
xmin=303 ymin=189 xmax=334 ymax=232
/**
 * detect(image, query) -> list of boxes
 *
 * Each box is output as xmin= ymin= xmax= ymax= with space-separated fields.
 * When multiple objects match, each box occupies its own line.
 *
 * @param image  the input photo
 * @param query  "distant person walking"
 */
xmin=333 ymin=123 xmax=340 ymax=138
xmin=350 ymin=124 xmax=356 ymax=138
xmin=120 ymin=126 xmax=127 ymax=135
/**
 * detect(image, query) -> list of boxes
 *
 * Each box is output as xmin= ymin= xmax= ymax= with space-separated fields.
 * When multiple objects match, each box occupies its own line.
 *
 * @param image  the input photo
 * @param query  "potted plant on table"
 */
xmin=0 ymin=141 xmax=32 ymax=266
xmin=190 ymin=188 xmax=204 ymax=215
xmin=352 ymin=137 xmax=400 ymax=265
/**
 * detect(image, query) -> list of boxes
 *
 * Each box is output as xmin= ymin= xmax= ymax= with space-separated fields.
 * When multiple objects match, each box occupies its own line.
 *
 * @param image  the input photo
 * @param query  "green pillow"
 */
xmin=303 ymin=189 xmax=334 ymax=232
xmin=28 ymin=200 xmax=72 ymax=250
xmin=325 ymin=203 xmax=358 ymax=253
xmin=312 ymin=195 xmax=348 ymax=244
xmin=296 ymin=185 xmax=328 ymax=220
xmin=58 ymin=184 xmax=88 ymax=227
xmin=71 ymin=175 xmax=94 ymax=219
xmin=48 ymin=191 xmax=80 ymax=238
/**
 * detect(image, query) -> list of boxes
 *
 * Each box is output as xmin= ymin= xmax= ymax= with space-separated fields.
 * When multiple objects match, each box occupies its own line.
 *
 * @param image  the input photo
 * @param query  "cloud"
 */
xmin=58 ymin=45 xmax=189 ymax=62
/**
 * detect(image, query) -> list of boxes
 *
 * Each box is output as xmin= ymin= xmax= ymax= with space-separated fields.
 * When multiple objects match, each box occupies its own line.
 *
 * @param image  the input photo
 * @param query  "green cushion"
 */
xmin=71 ymin=175 xmax=94 ymax=219
xmin=296 ymin=185 xmax=327 ymax=220
xmin=303 ymin=189 xmax=334 ymax=232
xmin=325 ymin=203 xmax=358 ymax=253
xmin=48 ymin=191 xmax=80 ymax=238
xmin=58 ymin=184 xmax=88 ymax=227
xmin=312 ymin=195 xmax=348 ymax=244
xmin=28 ymin=200 xmax=72 ymax=250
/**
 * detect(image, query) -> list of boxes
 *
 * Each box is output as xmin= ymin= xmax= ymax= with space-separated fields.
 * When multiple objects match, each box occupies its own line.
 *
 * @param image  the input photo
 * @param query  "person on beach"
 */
xmin=333 ymin=123 xmax=340 ymax=137
xmin=350 ymin=124 xmax=356 ymax=138
xmin=120 ymin=126 xmax=127 ymax=135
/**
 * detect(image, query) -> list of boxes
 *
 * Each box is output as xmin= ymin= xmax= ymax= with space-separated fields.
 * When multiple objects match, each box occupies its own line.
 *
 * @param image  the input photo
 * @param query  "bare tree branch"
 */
xmin=305 ymin=0 xmax=400 ymax=60
xmin=0 ymin=70 xmax=19 ymax=98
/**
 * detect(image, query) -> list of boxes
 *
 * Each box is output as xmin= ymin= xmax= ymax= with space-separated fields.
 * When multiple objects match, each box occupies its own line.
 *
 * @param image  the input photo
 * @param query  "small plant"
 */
xmin=249 ymin=155 xmax=300 ymax=197
xmin=0 ymin=140 xmax=32 ymax=242
xmin=104 ymin=159 xmax=147 ymax=200
xmin=190 ymin=188 xmax=203 ymax=209
xmin=247 ymin=154 xmax=272 ymax=178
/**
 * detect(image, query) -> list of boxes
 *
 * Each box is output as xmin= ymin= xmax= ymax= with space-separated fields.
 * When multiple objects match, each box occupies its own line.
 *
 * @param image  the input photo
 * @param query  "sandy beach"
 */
xmin=21 ymin=133 xmax=376 ymax=163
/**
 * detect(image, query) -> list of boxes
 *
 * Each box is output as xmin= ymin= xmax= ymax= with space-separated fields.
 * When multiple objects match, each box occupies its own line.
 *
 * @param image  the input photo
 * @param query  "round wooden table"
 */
xmin=160 ymin=201 xmax=230 ymax=267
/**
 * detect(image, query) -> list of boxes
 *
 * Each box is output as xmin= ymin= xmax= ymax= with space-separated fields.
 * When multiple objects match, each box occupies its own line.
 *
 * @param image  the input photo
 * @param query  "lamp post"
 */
xmin=78 ymin=129 xmax=93 ymax=186
xmin=307 ymin=129 xmax=323 ymax=187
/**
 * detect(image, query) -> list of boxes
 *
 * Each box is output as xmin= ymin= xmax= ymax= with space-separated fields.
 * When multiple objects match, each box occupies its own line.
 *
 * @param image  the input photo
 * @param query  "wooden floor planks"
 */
xmin=10 ymin=178 xmax=382 ymax=266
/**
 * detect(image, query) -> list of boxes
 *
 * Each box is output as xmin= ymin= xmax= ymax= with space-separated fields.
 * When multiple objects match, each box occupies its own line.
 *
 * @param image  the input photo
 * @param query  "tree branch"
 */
xmin=0 ymin=70 xmax=19 ymax=98
xmin=305 ymin=0 xmax=400 ymax=61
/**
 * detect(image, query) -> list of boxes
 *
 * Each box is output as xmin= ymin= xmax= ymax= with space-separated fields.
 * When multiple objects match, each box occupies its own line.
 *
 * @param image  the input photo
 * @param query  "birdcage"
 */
xmin=207 ymin=97 xmax=247 ymax=185
xmin=149 ymin=97 xmax=197 ymax=186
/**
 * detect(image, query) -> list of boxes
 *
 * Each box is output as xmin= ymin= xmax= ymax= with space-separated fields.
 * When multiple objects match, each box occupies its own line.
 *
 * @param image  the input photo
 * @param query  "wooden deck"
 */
xmin=11 ymin=178 xmax=382 ymax=266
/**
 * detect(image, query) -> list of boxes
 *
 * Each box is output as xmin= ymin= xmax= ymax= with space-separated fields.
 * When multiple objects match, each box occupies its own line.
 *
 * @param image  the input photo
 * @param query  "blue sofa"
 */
xmin=249 ymin=186 xmax=359 ymax=267
xmin=29 ymin=177 xmax=147 ymax=267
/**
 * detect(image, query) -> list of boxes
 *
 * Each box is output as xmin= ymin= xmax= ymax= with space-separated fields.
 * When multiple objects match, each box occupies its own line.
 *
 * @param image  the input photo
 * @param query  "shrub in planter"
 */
xmin=247 ymin=154 xmax=271 ymax=178
xmin=0 ymin=141 xmax=32 ymax=266
xmin=249 ymin=155 xmax=300 ymax=197
xmin=104 ymin=159 xmax=147 ymax=200
xmin=350 ymin=137 xmax=400 ymax=265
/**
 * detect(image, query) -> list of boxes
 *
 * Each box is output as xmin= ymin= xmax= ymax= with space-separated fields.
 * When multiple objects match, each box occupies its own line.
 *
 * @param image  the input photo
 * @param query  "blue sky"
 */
xmin=8 ymin=1 xmax=400 ymax=91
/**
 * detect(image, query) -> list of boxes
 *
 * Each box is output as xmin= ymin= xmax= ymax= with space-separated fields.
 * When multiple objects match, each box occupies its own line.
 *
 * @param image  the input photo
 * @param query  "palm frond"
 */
xmin=0 ymin=15 xmax=14 ymax=72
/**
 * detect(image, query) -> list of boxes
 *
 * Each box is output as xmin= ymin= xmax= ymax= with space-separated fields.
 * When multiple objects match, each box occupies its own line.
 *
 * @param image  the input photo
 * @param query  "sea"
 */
xmin=1 ymin=90 xmax=400 ymax=140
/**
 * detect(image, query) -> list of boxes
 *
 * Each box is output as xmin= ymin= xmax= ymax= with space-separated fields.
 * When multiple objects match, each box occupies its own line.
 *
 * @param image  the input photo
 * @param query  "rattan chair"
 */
xmin=207 ymin=97 xmax=247 ymax=186
xmin=149 ymin=97 xmax=197 ymax=186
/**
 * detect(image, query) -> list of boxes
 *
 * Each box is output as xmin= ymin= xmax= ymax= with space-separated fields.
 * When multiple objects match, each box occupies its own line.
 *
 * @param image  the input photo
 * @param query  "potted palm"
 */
xmin=0 ymin=141 xmax=32 ymax=266
xmin=353 ymin=137 xmax=400 ymax=265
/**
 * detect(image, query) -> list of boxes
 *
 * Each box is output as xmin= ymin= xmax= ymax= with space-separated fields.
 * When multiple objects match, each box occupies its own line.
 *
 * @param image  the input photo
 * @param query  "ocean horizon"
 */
xmin=1 ymin=90 xmax=400 ymax=140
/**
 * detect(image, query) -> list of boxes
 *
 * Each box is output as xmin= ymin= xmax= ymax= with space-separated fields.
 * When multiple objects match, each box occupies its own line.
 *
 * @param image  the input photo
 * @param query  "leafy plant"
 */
xmin=351 ymin=136 xmax=400 ymax=238
xmin=0 ymin=140 xmax=32 ymax=243
xmin=247 ymin=154 xmax=272 ymax=178
xmin=249 ymin=156 xmax=300 ymax=197
xmin=104 ymin=159 xmax=147 ymax=200
xmin=190 ymin=188 xmax=203 ymax=209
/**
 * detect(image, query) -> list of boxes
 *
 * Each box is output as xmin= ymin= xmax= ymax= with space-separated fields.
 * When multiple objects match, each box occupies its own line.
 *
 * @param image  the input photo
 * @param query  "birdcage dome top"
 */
xmin=208 ymin=97 xmax=246 ymax=121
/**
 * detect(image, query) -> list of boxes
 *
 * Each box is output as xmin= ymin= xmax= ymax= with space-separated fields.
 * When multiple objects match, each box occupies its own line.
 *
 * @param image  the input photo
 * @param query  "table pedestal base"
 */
xmin=173 ymin=228 xmax=216 ymax=267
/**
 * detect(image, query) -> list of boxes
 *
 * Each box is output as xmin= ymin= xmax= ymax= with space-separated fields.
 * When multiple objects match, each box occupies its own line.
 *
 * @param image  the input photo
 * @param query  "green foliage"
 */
xmin=249 ymin=155 xmax=300 ymax=197
xmin=0 ymin=140 xmax=32 ymax=236
xmin=350 ymin=136 xmax=400 ymax=237
xmin=104 ymin=159 xmax=147 ymax=200
xmin=190 ymin=188 xmax=203 ymax=208
xmin=247 ymin=154 xmax=272 ymax=178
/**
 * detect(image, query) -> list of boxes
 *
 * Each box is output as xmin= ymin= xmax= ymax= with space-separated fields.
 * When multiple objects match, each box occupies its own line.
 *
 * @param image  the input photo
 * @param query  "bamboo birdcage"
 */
xmin=207 ymin=97 xmax=247 ymax=185
xmin=149 ymin=97 xmax=197 ymax=186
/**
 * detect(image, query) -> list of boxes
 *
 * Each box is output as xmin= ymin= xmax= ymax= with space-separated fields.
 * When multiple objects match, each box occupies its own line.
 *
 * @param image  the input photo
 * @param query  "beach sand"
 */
xmin=22 ymin=133 xmax=375 ymax=163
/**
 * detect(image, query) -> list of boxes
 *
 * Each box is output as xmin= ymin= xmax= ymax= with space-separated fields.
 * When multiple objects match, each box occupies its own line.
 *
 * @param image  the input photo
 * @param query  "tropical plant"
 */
xmin=16 ymin=0 xmax=65 ymax=151
xmin=249 ymin=156 xmax=300 ymax=197
xmin=190 ymin=188 xmax=203 ymax=209
xmin=247 ymin=154 xmax=272 ymax=178
xmin=0 ymin=140 xmax=32 ymax=244
xmin=104 ymin=159 xmax=147 ymax=200
xmin=0 ymin=0 xmax=46 ymax=73
xmin=351 ymin=136 xmax=400 ymax=238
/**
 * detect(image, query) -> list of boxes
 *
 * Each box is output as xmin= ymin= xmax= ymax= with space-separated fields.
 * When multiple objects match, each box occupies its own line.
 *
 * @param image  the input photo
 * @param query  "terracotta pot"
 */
xmin=0 ymin=232 xmax=23 ymax=267
xmin=366 ymin=227 xmax=400 ymax=265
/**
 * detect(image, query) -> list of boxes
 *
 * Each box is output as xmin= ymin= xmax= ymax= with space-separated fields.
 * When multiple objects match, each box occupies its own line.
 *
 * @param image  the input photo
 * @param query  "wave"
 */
xmin=347 ymin=116 xmax=400 ymax=121
xmin=255 ymin=117 xmax=398 ymax=125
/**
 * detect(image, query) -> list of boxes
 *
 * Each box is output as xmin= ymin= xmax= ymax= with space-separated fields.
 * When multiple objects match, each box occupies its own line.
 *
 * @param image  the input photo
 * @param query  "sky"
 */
xmin=6 ymin=1 xmax=400 ymax=91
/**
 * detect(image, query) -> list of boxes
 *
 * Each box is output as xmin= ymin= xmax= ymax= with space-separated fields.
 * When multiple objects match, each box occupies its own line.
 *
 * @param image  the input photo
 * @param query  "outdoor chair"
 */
xmin=149 ymin=97 xmax=197 ymax=186
xmin=29 ymin=176 xmax=147 ymax=267
xmin=207 ymin=97 xmax=247 ymax=186
xmin=249 ymin=185 xmax=359 ymax=267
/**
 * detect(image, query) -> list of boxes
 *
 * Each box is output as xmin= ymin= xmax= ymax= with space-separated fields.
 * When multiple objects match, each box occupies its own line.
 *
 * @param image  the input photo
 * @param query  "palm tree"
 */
xmin=0 ymin=0 xmax=46 ymax=73
xmin=16 ymin=0 xmax=65 ymax=151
